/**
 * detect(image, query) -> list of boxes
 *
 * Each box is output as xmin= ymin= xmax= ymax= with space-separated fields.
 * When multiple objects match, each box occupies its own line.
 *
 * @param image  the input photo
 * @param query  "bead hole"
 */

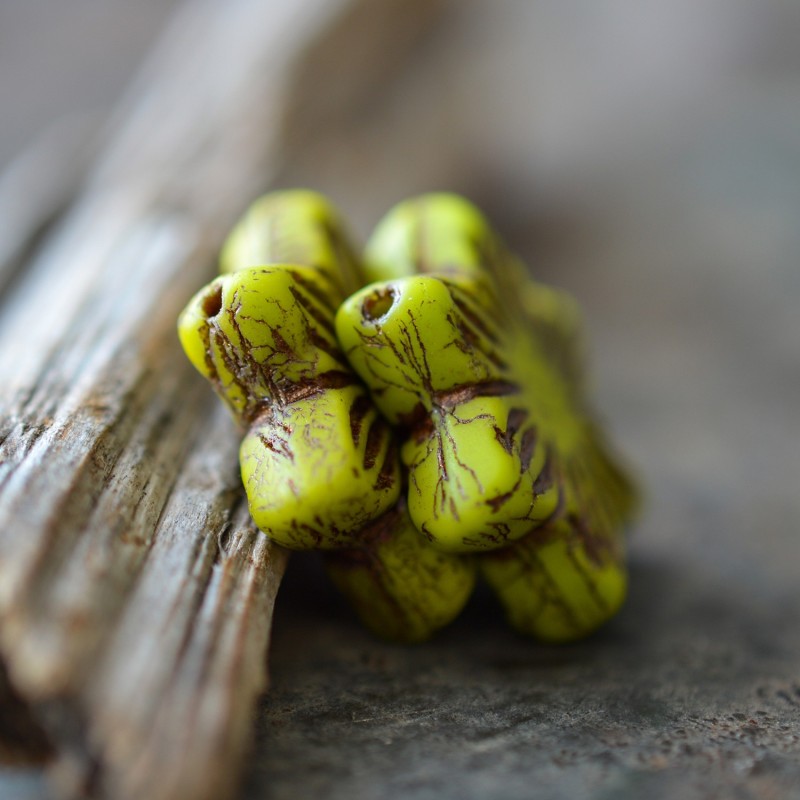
xmin=202 ymin=285 xmax=223 ymax=318
xmin=362 ymin=287 xmax=395 ymax=321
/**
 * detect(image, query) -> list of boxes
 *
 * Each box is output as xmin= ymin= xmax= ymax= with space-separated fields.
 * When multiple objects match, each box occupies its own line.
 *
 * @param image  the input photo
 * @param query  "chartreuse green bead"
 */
xmin=341 ymin=193 xmax=637 ymax=641
xmin=178 ymin=193 xmax=401 ymax=550
xmin=219 ymin=188 xmax=363 ymax=296
xmin=361 ymin=193 xmax=494 ymax=290
xmin=363 ymin=193 xmax=584 ymax=381
xmin=336 ymin=276 xmax=558 ymax=552
xmin=325 ymin=503 xmax=476 ymax=643
xmin=480 ymin=494 xmax=628 ymax=642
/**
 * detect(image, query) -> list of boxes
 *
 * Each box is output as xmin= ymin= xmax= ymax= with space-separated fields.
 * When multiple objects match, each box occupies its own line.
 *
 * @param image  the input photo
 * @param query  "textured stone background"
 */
xmin=1 ymin=2 xmax=799 ymax=799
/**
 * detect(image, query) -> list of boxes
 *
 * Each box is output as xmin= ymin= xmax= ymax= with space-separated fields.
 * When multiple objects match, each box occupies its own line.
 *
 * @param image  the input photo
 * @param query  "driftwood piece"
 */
xmin=0 ymin=0 xmax=443 ymax=798
xmin=0 ymin=116 xmax=97 ymax=298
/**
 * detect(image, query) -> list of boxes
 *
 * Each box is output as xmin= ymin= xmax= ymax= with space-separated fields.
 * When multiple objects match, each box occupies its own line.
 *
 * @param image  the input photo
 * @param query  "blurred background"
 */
xmin=1 ymin=1 xmax=798 ymax=798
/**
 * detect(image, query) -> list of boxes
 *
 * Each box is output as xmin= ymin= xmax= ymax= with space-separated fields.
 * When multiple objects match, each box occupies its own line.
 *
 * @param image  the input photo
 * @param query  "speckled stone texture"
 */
xmin=244 ymin=552 xmax=799 ymax=800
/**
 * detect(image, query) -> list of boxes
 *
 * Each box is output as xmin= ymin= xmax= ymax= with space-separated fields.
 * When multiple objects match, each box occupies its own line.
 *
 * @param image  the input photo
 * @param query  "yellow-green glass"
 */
xmin=178 ymin=190 xmax=401 ymax=549
xmin=340 ymin=193 xmax=637 ymax=640
xmin=326 ymin=506 xmax=477 ymax=643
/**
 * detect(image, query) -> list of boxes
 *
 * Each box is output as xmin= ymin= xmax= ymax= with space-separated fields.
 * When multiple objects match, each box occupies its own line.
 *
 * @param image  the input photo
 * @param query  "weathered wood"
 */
xmin=0 ymin=116 xmax=96 ymax=297
xmin=0 ymin=661 xmax=53 ymax=766
xmin=0 ymin=0 xmax=443 ymax=798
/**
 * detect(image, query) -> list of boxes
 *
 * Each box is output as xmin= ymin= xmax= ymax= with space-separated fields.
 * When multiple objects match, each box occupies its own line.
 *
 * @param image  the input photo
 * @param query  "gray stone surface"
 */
xmin=246 ymin=555 xmax=800 ymax=800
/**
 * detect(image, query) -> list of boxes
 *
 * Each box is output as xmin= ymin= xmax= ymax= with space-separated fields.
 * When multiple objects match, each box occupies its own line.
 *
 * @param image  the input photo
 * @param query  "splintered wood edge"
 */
xmin=0 ymin=0 xmax=446 ymax=798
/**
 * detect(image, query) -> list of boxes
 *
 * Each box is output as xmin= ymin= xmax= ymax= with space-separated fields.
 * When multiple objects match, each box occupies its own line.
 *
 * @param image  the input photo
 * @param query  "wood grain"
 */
xmin=0 ymin=0 xmax=443 ymax=797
